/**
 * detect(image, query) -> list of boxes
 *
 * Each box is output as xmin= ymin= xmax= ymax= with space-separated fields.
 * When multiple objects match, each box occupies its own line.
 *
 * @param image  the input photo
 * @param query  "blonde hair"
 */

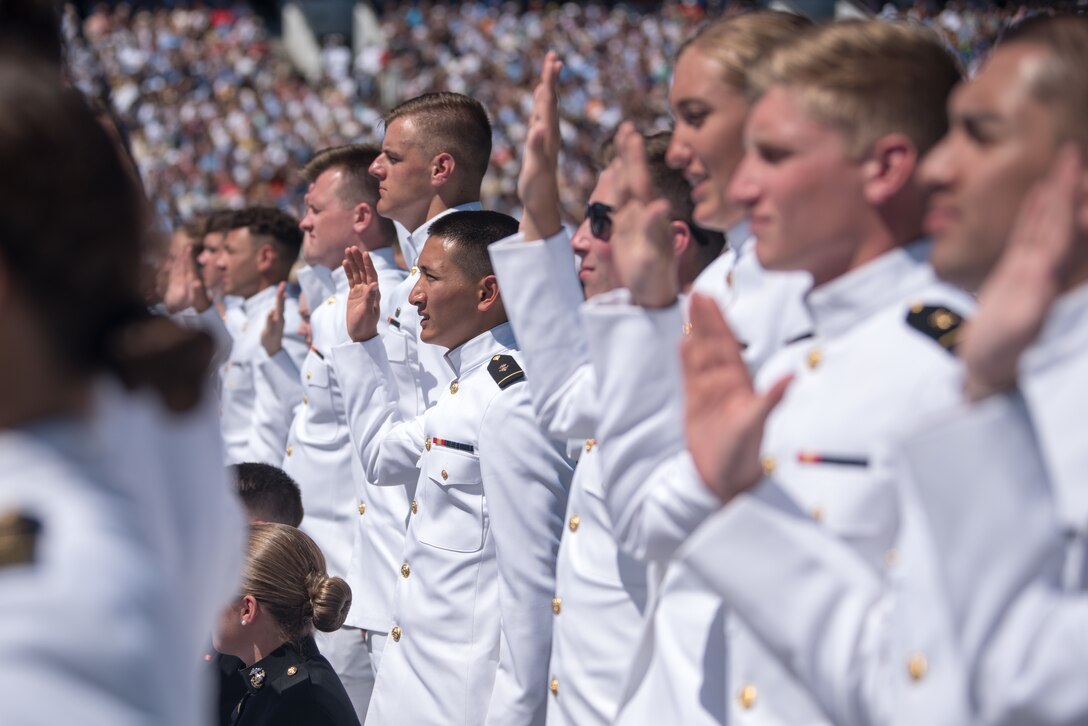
xmin=679 ymin=11 xmax=813 ymax=92
xmin=748 ymin=21 xmax=962 ymax=159
xmin=242 ymin=523 xmax=351 ymax=643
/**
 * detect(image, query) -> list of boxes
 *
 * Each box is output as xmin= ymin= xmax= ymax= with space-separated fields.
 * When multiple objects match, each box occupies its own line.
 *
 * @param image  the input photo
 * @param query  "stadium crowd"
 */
xmin=64 ymin=0 xmax=1068 ymax=233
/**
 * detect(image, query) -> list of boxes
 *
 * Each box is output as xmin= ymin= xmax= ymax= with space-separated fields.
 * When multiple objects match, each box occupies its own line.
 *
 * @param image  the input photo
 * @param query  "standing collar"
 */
xmin=242 ymin=284 xmax=280 ymax=316
xmin=404 ymin=201 xmax=484 ymax=266
xmin=239 ymin=636 xmax=319 ymax=695
xmin=805 ymin=239 xmax=934 ymax=340
xmin=297 ymin=265 xmax=336 ymax=307
xmin=727 ymin=218 xmax=752 ymax=256
xmin=444 ymin=322 xmax=516 ymax=378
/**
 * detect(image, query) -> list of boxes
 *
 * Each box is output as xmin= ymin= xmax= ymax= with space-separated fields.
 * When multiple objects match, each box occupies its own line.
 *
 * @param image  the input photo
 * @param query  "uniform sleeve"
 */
xmin=580 ymin=295 xmax=720 ymax=562
xmin=489 ymin=231 xmax=599 ymax=439
xmin=171 ymin=305 xmax=235 ymax=372
xmin=903 ymin=392 xmax=1074 ymax=726
xmin=477 ymin=387 xmax=574 ymax=726
xmin=247 ymin=347 xmax=303 ymax=465
xmin=330 ymin=338 xmax=425 ymax=487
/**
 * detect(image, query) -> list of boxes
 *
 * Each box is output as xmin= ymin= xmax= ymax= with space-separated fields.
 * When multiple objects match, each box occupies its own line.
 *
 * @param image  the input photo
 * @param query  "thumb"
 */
xmin=755 ymin=374 xmax=793 ymax=425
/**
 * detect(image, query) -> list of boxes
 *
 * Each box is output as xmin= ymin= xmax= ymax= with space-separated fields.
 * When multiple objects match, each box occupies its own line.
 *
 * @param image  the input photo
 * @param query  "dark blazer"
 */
xmin=229 ymin=636 xmax=360 ymax=726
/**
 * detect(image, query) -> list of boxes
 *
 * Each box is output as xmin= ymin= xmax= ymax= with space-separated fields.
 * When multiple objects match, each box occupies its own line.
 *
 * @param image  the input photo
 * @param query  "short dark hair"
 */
xmin=385 ymin=93 xmax=493 ymax=183
xmin=426 ymin=210 xmax=520 ymax=281
xmin=228 ymin=206 xmax=302 ymax=272
xmin=301 ymin=144 xmax=383 ymax=207
xmin=233 ymin=463 xmax=304 ymax=527
xmin=203 ymin=209 xmax=236 ymax=237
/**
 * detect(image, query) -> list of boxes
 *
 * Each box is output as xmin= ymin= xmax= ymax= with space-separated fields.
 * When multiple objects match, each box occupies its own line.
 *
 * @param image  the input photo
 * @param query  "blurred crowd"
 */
xmin=63 ymin=0 xmax=1073 ymax=233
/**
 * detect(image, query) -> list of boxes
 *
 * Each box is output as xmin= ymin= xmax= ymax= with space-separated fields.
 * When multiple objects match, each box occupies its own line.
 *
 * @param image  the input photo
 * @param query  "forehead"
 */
xmin=224 ymin=227 xmax=252 ymax=248
xmin=418 ymin=234 xmax=453 ymax=266
xmin=670 ymin=48 xmax=726 ymax=101
xmin=747 ymin=85 xmax=842 ymax=144
xmin=309 ymin=167 xmax=345 ymax=199
xmin=953 ymin=44 xmax=1052 ymax=122
xmin=383 ymin=116 xmax=423 ymax=148
xmin=589 ymin=163 xmax=621 ymax=206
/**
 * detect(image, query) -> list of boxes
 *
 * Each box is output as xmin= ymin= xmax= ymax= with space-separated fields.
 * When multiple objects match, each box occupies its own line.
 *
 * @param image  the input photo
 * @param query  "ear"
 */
xmin=255 ymin=242 xmax=277 ymax=274
xmin=670 ymin=220 xmax=693 ymax=259
xmin=860 ymin=133 xmax=918 ymax=206
xmin=477 ymin=274 xmax=501 ymax=311
xmin=240 ymin=594 xmax=259 ymax=623
xmin=431 ymin=152 xmax=456 ymax=187
xmin=352 ymin=202 xmax=373 ymax=236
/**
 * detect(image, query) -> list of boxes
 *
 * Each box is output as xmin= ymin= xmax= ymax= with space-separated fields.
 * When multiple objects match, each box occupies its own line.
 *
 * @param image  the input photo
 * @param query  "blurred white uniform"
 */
xmin=490 ymin=231 xmax=649 ymax=726
xmin=0 ymin=380 xmax=245 ymax=726
xmin=333 ymin=323 xmax=573 ymax=726
xmin=902 ymin=282 xmax=1088 ymax=726
xmin=219 ymin=284 xmax=308 ymax=464
xmin=586 ymin=242 xmax=970 ymax=725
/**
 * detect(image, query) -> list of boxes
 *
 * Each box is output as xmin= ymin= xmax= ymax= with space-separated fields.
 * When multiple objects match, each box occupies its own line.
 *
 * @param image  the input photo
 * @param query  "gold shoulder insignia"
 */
xmin=488 ymin=354 xmax=525 ymax=390
xmin=0 ymin=511 xmax=41 ymax=569
xmin=906 ymin=303 xmax=964 ymax=354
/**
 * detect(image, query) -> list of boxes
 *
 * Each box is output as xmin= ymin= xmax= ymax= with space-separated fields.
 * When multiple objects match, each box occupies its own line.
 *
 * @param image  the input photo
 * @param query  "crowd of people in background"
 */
xmin=64 ymin=0 xmax=1073 ymax=234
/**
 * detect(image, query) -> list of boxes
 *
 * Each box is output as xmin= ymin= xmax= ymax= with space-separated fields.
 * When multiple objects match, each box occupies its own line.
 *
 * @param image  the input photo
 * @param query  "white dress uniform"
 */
xmin=0 ymin=381 xmax=245 ymax=726
xmin=382 ymin=204 xmax=482 ymax=418
xmin=219 ymin=284 xmax=308 ymax=464
xmin=255 ymin=253 xmax=407 ymax=721
xmin=331 ymin=323 xmax=573 ymax=726
xmin=902 ymin=281 xmax=1088 ymax=726
xmin=489 ymin=231 xmax=650 ymax=725
xmin=584 ymin=241 xmax=971 ymax=725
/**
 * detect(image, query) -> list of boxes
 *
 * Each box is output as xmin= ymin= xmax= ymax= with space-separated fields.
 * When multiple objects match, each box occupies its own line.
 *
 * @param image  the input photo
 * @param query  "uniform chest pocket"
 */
xmin=382 ymin=321 xmax=410 ymax=364
xmin=415 ymin=448 xmax=486 ymax=553
xmin=222 ymin=360 xmax=253 ymax=395
xmin=300 ymin=357 xmax=341 ymax=442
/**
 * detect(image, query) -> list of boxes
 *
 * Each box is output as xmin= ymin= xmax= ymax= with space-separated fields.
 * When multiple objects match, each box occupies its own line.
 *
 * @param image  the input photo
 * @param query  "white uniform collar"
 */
xmin=297 ymin=265 xmax=336 ymax=308
xmin=403 ymin=201 xmax=484 ymax=267
xmin=368 ymin=246 xmax=399 ymax=280
xmin=241 ymin=284 xmax=280 ymax=317
xmin=804 ymin=238 xmax=934 ymax=340
xmin=727 ymin=218 xmax=752 ymax=256
xmin=444 ymin=322 xmax=516 ymax=379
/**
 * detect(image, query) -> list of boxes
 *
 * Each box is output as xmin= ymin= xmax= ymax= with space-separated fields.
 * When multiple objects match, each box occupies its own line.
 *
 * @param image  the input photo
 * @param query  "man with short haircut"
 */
xmin=365 ymin=92 xmax=491 ymax=417
xmin=233 ymin=462 xmax=304 ymax=527
xmin=332 ymin=211 xmax=574 ymax=726
xmin=197 ymin=210 xmax=240 ymax=315
xmin=589 ymin=21 xmax=970 ymax=726
xmin=216 ymin=206 xmax=308 ymax=464
xmin=255 ymin=144 xmax=405 ymax=720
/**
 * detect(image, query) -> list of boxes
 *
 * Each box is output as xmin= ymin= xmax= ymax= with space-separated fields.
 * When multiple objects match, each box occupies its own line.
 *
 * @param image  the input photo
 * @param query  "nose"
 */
xmin=409 ymin=277 xmax=425 ymax=308
xmin=726 ymin=151 xmax=759 ymax=208
xmin=570 ymin=219 xmax=593 ymax=257
xmin=666 ymin=133 xmax=692 ymax=171
xmin=299 ymin=209 xmax=313 ymax=232
xmin=369 ymin=156 xmax=386 ymax=180
xmin=919 ymin=136 xmax=954 ymax=192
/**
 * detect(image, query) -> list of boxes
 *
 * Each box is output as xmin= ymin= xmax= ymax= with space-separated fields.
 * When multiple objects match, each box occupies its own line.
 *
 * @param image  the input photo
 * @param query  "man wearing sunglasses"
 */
xmin=488 ymin=55 xmax=723 ymax=726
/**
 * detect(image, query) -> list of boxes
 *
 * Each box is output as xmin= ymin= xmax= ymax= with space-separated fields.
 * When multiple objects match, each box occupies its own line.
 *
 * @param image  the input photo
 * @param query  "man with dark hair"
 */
xmin=216 ymin=206 xmax=308 ymax=464
xmin=331 ymin=209 xmax=573 ymax=725
xmin=255 ymin=144 xmax=405 ymax=720
xmin=232 ymin=462 xmax=304 ymax=527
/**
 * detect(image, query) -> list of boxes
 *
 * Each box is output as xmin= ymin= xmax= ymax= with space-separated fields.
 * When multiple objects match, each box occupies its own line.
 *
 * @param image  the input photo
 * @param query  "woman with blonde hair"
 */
xmin=214 ymin=523 xmax=360 ymax=726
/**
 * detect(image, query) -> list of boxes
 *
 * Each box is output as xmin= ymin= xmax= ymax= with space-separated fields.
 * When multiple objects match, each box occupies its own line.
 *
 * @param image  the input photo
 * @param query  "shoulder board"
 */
xmin=0 ymin=511 xmax=41 ymax=569
xmin=905 ymin=303 xmax=964 ymax=354
xmin=488 ymin=354 xmax=525 ymax=390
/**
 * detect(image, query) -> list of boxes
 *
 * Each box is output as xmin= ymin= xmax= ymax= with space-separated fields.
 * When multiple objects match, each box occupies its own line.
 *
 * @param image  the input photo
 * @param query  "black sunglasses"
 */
xmin=585 ymin=202 xmax=613 ymax=239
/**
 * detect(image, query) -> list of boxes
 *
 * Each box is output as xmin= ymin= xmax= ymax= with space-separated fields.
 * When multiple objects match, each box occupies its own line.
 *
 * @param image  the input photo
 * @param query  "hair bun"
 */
xmin=309 ymin=575 xmax=352 ymax=633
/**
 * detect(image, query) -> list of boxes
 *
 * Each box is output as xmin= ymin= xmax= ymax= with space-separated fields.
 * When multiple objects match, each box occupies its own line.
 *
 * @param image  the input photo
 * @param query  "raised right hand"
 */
xmin=344 ymin=246 xmax=382 ymax=342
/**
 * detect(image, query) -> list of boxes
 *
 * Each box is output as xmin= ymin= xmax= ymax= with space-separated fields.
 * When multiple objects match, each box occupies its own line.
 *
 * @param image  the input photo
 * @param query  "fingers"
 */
xmin=360 ymin=249 xmax=379 ymax=288
xmin=757 ymin=374 xmax=794 ymax=425
xmin=688 ymin=293 xmax=747 ymax=370
xmin=616 ymin=122 xmax=653 ymax=207
xmin=274 ymin=281 xmax=286 ymax=318
xmin=343 ymin=246 xmax=363 ymax=288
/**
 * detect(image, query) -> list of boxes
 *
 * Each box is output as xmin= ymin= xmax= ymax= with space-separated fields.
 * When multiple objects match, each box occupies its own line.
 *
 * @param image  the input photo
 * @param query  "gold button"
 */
xmin=450 ymin=381 xmax=459 ymax=394
xmin=807 ymin=347 xmax=822 ymax=369
xmin=391 ymin=626 xmax=401 ymax=642
xmin=411 ymin=266 xmax=419 ymax=275
xmin=738 ymin=683 xmax=757 ymax=709
xmin=884 ymin=548 xmax=899 ymax=567
xmin=911 ymin=301 xmax=924 ymax=314
xmin=326 ymin=296 xmax=335 ymax=305
xmin=930 ymin=310 xmax=955 ymax=331
xmin=584 ymin=438 xmax=596 ymax=452
xmin=302 ymin=395 xmax=308 ymax=405
xmin=441 ymin=469 xmax=449 ymax=480
xmin=761 ymin=455 xmax=776 ymax=475
xmin=549 ymin=678 xmax=559 ymax=696
xmin=306 ymin=371 xmax=312 ymax=380
xmin=425 ymin=438 xmax=432 ymax=451
xmin=401 ymin=562 xmax=411 ymax=578
xmin=286 ymin=666 xmax=298 ymax=676
xmin=552 ymin=597 xmax=562 ymax=615
xmin=357 ymin=502 xmax=366 ymax=516
xmin=908 ymin=653 xmax=928 ymax=681
xmin=411 ymin=500 xmax=418 ymax=514
xmin=726 ymin=270 xmax=735 ymax=288
xmin=286 ymin=445 xmax=293 ymax=457
xmin=682 ymin=322 xmax=693 ymax=336
xmin=569 ymin=515 xmax=580 ymax=532
xmin=810 ymin=506 xmax=825 ymax=522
